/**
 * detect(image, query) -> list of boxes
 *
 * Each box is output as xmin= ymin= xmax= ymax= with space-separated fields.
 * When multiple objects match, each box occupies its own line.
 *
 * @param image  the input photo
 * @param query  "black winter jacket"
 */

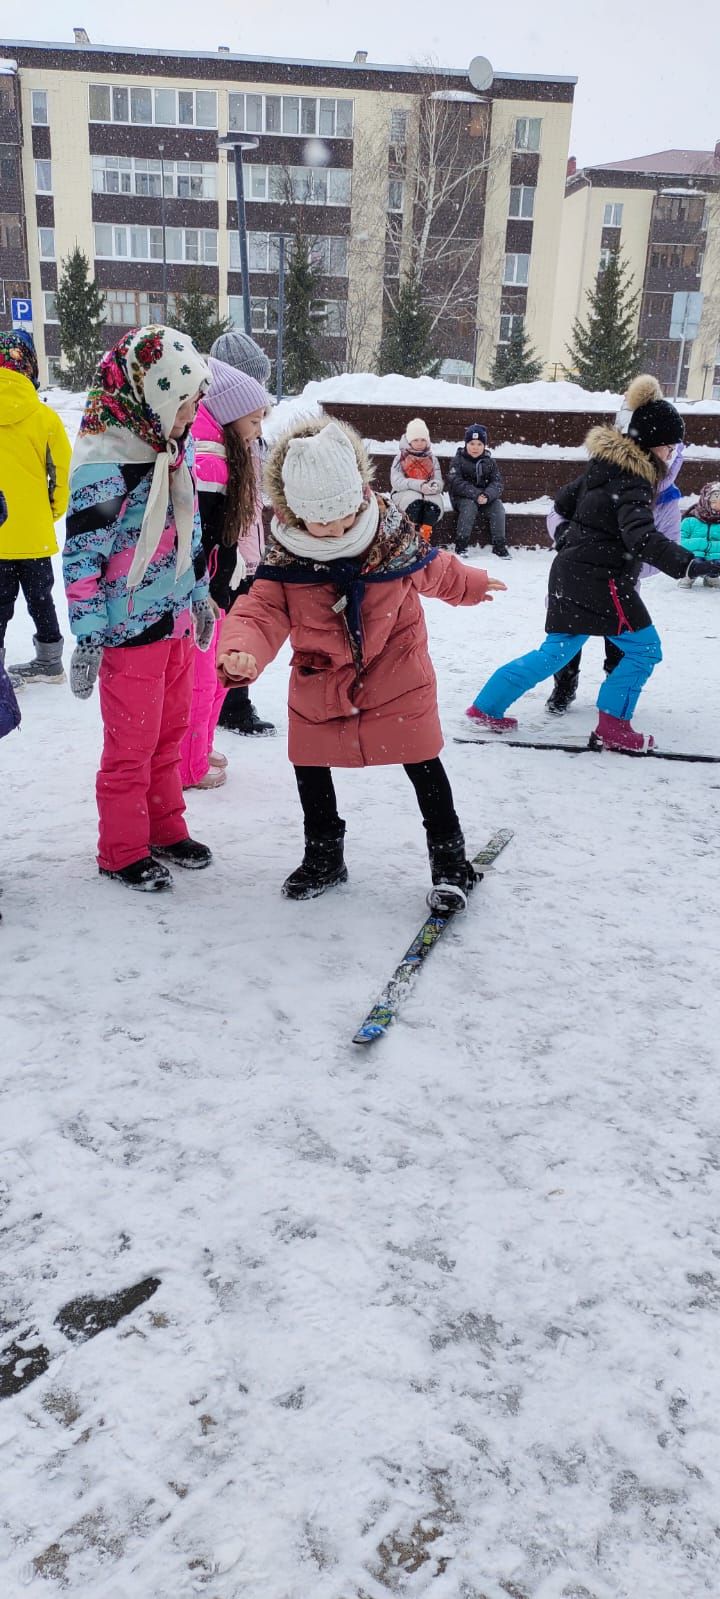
xmin=546 ymin=427 xmax=691 ymax=636
xmin=447 ymin=447 xmax=503 ymax=505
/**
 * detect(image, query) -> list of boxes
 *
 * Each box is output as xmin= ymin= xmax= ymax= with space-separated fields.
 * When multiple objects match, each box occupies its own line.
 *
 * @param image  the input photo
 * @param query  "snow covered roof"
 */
xmin=0 ymin=58 xmax=18 ymax=73
xmin=594 ymin=149 xmax=720 ymax=178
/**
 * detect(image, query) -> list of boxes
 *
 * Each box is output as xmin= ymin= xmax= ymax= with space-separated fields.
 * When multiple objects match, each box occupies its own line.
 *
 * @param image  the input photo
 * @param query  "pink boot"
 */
xmin=592 ymin=711 xmax=654 ymax=753
xmin=465 ymin=706 xmax=519 ymax=733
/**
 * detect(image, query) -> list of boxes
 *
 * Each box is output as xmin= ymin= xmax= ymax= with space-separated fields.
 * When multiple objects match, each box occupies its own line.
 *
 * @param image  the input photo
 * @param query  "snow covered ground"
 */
xmin=3 ymin=462 xmax=720 ymax=1596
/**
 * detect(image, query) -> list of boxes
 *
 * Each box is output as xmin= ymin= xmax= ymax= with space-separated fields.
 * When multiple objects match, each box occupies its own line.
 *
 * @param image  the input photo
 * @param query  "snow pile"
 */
xmin=290 ymin=371 xmax=624 ymax=411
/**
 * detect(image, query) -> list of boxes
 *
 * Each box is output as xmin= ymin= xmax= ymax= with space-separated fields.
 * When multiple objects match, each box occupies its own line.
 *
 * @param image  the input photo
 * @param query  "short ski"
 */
xmin=454 ymin=735 xmax=720 ymax=765
xmin=352 ymin=828 xmax=513 ymax=1045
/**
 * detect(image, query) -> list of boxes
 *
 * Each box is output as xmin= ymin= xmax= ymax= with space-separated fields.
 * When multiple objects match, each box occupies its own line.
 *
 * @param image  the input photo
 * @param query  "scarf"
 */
xmin=258 ymin=498 xmax=440 ymax=666
xmin=72 ymin=326 xmax=209 ymax=589
xmin=270 ymin=494 xmax=380 ymax=562
xmin=695 ymin=481 xmax=720 ymax=524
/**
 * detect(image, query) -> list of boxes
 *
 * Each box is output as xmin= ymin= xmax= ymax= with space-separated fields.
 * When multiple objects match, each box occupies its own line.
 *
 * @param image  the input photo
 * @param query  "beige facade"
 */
xmin=550 ymin=183 xmax=653 ymax=374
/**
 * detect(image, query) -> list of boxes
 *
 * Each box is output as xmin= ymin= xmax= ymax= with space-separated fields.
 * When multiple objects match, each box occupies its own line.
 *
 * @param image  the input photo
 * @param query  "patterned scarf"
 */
xmin=73 ymin=326 xmax=209 ymax=589
xmin=257 ymin=497 xmax=440 ymax=666
xmin=695 ymin=482 xmax=720 ymax=524
xmin=0 ymin=331 xmax=39 ymax=387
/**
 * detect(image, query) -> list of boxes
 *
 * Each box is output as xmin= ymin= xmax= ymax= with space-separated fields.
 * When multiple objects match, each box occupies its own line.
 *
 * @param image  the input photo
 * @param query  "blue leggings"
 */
xmin=473 ymin=627 xmax=663 ymax=721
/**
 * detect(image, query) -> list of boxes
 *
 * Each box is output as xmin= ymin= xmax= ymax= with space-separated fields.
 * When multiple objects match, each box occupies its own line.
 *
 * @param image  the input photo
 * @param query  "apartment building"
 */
xmin=552 ymin=145 xmax=720 ymax=400
xmin=0 ymin=34 xmax=575 ymax=387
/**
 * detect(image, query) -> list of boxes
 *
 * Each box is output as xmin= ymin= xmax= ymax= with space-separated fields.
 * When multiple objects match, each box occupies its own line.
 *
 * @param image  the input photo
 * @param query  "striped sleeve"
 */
xmin=63 ymin=462 xmax=126 ymax=642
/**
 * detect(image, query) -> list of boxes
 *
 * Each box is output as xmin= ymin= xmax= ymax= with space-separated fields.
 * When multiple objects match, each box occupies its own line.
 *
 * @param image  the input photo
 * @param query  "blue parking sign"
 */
xmin=11 ymin=297 xmax=33 ymax=325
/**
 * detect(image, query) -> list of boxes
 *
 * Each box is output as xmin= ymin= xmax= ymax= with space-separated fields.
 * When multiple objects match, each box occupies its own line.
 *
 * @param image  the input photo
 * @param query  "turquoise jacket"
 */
xmin=680 ymin=513 xmax=720 ymax=562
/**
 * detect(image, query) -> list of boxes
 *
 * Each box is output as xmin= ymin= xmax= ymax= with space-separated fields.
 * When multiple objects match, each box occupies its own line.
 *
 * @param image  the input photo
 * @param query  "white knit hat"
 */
xmin=405 ymin=417 xmax=430 ymax=443
xmin=281 ymin=422 xmax=364 ymax=524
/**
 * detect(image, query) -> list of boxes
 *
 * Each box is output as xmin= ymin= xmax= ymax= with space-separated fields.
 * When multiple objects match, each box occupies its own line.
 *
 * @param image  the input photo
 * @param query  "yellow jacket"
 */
xmin=0 ymin=370 xmax=71 ymax=559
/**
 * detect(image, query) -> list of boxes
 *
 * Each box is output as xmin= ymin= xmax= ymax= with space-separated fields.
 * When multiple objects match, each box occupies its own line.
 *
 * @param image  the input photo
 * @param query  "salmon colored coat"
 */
xmin=218 ymin=545 xmax=490 ymax=767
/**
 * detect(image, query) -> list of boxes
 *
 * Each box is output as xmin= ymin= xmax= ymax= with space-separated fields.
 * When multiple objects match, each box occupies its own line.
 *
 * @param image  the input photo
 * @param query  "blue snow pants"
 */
xmin=472 ymin=627 xmax=663 ymax=721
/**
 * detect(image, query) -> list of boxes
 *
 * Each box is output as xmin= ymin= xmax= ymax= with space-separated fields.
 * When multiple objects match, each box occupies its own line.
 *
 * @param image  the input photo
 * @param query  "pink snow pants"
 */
xmin=96 ymin=636 xmax=195 ymax=871
xmin=179 ymin=617 xmax=227 ymax=787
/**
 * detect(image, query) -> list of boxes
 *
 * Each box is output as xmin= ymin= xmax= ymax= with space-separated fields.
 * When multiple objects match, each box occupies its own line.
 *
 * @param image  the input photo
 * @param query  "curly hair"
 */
xmin=222 ymin=427 xmax=259 ymax=547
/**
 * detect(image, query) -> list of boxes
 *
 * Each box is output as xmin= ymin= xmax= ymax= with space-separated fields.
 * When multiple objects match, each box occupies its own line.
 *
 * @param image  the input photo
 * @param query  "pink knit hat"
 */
xmin=204 ymin=356 xmax=269 ymax=426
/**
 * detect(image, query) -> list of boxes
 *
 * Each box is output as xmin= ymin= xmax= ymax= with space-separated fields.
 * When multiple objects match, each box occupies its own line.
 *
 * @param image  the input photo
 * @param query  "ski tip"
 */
xmin=352 ymin=1024 xmax=387 ymax=1045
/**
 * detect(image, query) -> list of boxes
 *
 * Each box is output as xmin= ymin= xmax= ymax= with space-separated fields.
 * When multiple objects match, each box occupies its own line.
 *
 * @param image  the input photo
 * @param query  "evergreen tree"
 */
xmin=173 ymin=272 xmax=231 ymax=353
xmin=283 ymin=235 xmax=328 ymax=393
xmin=377 ymin=274 xmax=437 ymax=377
xmin=489 ymin=319 xmax=544 ymax=387
xmin=55 ymin=247 xmax=106 ymax=388
xmin=565 ymin=249 xmax=644 ymax=391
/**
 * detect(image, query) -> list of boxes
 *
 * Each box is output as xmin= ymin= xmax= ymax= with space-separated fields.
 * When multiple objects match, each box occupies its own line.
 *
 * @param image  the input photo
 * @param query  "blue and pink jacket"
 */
xmin=191 ymin=401 xmax=265 ymax=576
xmin=64 ymin=435 xmax=208 ymax=649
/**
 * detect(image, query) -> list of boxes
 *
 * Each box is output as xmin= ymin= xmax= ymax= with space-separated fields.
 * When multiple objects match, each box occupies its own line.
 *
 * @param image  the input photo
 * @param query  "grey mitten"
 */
xmin=70 ymin=639 xmax=102 ymax=700
xmin=193 ymin=598 xmax=216 ymax=653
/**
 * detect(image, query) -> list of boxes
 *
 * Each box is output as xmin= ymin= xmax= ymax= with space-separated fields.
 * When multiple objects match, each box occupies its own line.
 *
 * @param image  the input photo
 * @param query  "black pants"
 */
xmin=553 ymin=638 xmax=623 ymax=696
xmin=0 ymin=557 xmax=62 ymax=647
xmin=294 ymin=757 xmax=460 ymax=842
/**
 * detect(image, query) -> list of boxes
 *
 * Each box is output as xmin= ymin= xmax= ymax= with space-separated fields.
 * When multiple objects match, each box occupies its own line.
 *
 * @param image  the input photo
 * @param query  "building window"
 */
xmin=649 ymin=242 xmax=704 ymax=276
xmin=228 ymin=295 xmax=279 ymax=333
xmin=0 ymin=213 xmax=23 ymax=250
xmin=228 ymin=92 xmax=352 ymax=138
xmin=230 ymin=232 xmax=348 ymax=276
xmin=598 ymin=247 xmax=613 ymax=272
xmin=234 ymin=163 xmax=351 ymax=207
xmin=509 ymin=185 xmax=535 ymax=219
xmin=92 ymin=154 xmax=217 ymax=200
xmin=0 ymin=150 xmax=19 ymax=189
xmin=38 ymin=226 xmax=55 ymax=259
xmin=94 ymin=223 xmax=164 ymax=260
xmin=499 ymin=313 xmax=524 ymax=343
xmin=514 ymin=117 xmax=541 ymax=152
xmin=387 ymin=179 xmax=405 ymax=213
xmin=311 ymin=300 xmax=347 ymax=337
xmin=390 ymin=109 xmax=409 ymax=144
xmin=104 ymin=288 xmax=173 ymax=326
xmin=165 ymin=227 xmax=218 ymax=265
xmin=309 ymin=236 xmax=348 ymax=275
xmin=89 ymin=84 xmax=217 ymax=129
xmin=34 ymin=159 xmax=53 ymax=193
xmin=603 ymin=202 xmax=623 ymax=228
xmin=503 ymin=252 xmax=530 ymax=285
xmin=655 ymin=193 xmax=706 ymax=228
xmin=43 ymin=290 xmax=58 ymax=321
xmin=31 ymin=90 xmax=48 ymax=125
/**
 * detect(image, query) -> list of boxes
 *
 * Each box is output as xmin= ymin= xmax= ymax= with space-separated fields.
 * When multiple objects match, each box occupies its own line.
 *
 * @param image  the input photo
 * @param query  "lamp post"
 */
xmin=276 ymin=233 xmax=286 ymax=403
xmin=217 ymin=134 xmax=259 ymax=335
xmin=158 ymin=140 xmax=168 ymax=321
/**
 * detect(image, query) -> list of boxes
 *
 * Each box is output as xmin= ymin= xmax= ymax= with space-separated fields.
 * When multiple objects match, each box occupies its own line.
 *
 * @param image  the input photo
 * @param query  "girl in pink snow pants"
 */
xmin=179 ymin=356 xmax=271 ymax=790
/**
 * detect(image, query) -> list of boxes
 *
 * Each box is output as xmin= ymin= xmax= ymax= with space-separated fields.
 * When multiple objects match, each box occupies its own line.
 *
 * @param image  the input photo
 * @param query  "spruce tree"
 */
xmin=377 ymin=274 xmax=437 ymax=377
xmin=55 ymin=247 xmax=106 ymax=388
xmin=173 ymin=272 xmax=231 ymax=353
xmin=565 ymin=249 xmax=644 ymax=391
xmin=490 ymin=320 xmax=544 ymax=387
xmin=283 ymin=235 xmax=328 ymax=393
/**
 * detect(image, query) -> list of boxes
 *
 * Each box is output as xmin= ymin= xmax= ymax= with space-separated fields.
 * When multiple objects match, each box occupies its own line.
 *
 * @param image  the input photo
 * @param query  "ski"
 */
xmin=352 ymin=828 xmax=514 ymax=1045
xmin=454 ymin=735 xmax=720 ymax=765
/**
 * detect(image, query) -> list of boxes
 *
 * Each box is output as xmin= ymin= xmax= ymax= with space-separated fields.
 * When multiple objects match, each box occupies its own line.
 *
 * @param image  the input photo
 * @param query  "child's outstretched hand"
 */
xmin=482 ymin=578 xmax=508 ymax=601
xmin=218 ymin=650 xmax=258 ymax=682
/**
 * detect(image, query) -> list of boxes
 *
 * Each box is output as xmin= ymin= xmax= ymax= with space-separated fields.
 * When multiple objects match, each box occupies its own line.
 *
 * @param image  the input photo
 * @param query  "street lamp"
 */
xmin=158 ymin=140 xmax=168 ymax=322
xmin=217 ymin=134 xmax=259 ymax=336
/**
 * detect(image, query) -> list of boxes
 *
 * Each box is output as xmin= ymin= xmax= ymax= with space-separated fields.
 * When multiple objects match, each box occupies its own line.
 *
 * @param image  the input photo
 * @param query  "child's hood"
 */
xmin=0 ymin=369 xmax=41 ymax=427
xmin=265 ymin=414 xmax=374 ymax=530
xmin=399 ymin=434 xmax=432 ymax=456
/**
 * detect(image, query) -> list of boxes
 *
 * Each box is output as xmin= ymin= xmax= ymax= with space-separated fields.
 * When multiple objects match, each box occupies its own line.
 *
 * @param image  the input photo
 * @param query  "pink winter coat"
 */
xmin=191 ymin=401 xmax=265 ymax=574
xmin=218 ymin=526 xmax=491 ymax=767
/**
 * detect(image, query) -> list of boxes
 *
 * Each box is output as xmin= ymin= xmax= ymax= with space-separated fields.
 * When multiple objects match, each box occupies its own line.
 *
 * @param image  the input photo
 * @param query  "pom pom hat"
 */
xmin=625 ymin=374 xmax=684 ymax=451
xmin=465 ymin=423 xmax=488 ymax=445
xmin=405 ymin=417 xmax=430 ymax=443
xmin=281 ymin=420 xmax=365 ymax=524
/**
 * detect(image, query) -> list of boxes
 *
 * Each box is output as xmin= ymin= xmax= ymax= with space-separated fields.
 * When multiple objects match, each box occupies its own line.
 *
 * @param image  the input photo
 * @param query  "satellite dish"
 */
xmin=468 ymin=55 xmax=494 ymax=92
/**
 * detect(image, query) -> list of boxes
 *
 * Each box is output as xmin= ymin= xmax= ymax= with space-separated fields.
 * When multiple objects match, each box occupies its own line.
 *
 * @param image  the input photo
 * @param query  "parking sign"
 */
xmin=10 ymin=297 xmax=33 ymax=327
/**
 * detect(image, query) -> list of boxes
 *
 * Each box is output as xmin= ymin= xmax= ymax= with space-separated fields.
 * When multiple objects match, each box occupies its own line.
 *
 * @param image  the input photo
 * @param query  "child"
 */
xmin=447 ymin=424 xmax=510 ymax=558
xmin=211 ymin=331 xmax=276 ymax=738
xmin=217 ymin=418 xmax=505 ymax=906
xmin=466 ymin=375 xmax=720 ymax=753
xmin=180 ymin=356 xmax=271 ymax=789
xmin=545 ymin=433 xmax=686 ymax=712
xmin=389 ymin=418 xmax=444 ymax=541
xmin=679 ymin=481 xmax=720 ymax=588
xmin=64 ymin=326 xmax=215 ymax=892
xmin=0 ymin=330 xmax=71 ymax=686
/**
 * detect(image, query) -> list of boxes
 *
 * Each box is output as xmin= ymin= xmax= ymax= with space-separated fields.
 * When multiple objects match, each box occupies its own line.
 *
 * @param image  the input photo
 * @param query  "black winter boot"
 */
xmin=546 ymin=660 xmax=579 ymax=715
xmin=99 ymin=855 xmax=172 ymax=892
xmin=427 ymin=828 xmax=479 ymax=913
xmin=151 ymin=838 xmax=213 ymax=870
xmin=219 ymin=684 xmax=275 ymax=736
xmin=282 ymin=823 xmax=348 ymax=900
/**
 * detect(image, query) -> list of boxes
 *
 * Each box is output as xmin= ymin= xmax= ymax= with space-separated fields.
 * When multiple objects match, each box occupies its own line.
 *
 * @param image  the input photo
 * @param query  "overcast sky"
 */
xmin=2 ymin=0 xmax=716 ymax=166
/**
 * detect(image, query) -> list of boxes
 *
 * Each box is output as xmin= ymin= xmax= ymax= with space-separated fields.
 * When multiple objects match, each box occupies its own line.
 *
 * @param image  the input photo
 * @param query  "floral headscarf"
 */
xmin=73 ymin=326 xmax=210 ymax=590
xmin=0 ymin=330 xmax=39 ymax=388
xmin=695 ymin=481 xmax=720 ymax=524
